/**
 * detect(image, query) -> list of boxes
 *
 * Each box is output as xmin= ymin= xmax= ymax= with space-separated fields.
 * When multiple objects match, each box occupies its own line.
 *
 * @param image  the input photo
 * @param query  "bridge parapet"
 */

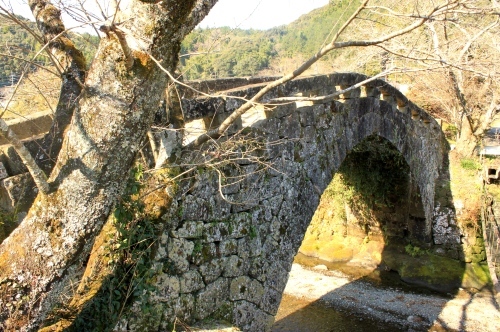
xmin=179 ymin=73 xmax=439 ymax=145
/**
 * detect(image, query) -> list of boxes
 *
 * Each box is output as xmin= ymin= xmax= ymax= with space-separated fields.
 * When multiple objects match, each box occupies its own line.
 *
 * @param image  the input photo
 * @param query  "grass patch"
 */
xmin=460 ymin=158 xmax=480 ymax=171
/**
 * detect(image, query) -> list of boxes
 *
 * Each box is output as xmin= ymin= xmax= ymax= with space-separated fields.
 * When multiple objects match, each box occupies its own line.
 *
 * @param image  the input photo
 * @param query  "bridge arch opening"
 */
xmin=298 ymin=134 xmax=426 ymax=278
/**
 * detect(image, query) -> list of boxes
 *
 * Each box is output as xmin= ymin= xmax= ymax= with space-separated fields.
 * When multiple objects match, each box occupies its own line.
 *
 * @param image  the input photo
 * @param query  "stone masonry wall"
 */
xmin=0 ymin=73 xmax=453 ymax=331
xmin=117 ymin=74 xmax=450 ymax=331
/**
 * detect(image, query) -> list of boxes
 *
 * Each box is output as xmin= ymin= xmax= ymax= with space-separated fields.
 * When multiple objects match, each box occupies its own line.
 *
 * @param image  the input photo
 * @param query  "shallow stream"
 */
xmin=272 ymin=294 xmax=399 ymax=332
xmin=272 ymin=253 xmax=444 ymax=331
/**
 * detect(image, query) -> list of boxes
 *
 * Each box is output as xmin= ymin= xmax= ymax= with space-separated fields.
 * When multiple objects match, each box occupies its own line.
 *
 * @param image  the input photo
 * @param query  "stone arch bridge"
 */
xmin=118 ymin=73 xmax=452 ymax=330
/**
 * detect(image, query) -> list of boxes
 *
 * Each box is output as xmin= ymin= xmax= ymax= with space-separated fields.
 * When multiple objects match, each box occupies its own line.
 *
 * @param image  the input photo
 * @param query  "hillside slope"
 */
xmin=0 ymin=15 xmax=98 ymax=87
xmin=180 ymin=0 xmax=356 ymax=79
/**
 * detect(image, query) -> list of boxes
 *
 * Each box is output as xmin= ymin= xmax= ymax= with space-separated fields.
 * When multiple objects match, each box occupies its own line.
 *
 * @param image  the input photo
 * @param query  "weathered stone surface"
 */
xmin=224 ymin=255 xmax=249 ymax=277
xmin=0 ymin=162 xmax=8 ymax=180
xmin=154 ymin=274 xmax=180 ymax=301
xmin=180 ymin=195 xmax=210 ymax=220
xmin=180 ymin=270 xmax=205 ymax=293
xmin=229 ymin=276 xmax=264 ymax=304
xmin=237 ymin=236 xmax=262 ymax=259
xmin=102 ymin=74 xmax=452 ymax=332
xmin=172 ymin=221 xmax=204 ymax=239
xmin=195 ymin=277 xmax=230 ymax=320
xmin=220 ymin=239 xmax=238 ymax=256
xmin=167 ymin=238 xmax=194 ymax=273
xmin=191 ymin=242 xmax=218 ymax=265
xmin=203 ymin=222 xmax=231 ymax=242
xmin=199 ymin=258 xmax=226 ymax=284
xmin=0 ymin=172 xmax=36 ymax=212
xmin=233 ymin=300 xmax=274 ymax=332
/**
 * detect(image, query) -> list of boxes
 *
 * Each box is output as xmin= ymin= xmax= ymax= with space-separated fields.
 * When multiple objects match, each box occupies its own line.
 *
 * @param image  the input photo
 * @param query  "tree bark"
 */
xmin=0 ymin=1 xmax=218 ymax=330
xmin=28 ymin=0 xmax=87 ymax=175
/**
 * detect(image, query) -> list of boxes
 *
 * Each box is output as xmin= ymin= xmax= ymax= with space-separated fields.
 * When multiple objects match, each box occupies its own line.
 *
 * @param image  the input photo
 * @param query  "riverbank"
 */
xmin=273 ymin=263 xmax=500 ymax=331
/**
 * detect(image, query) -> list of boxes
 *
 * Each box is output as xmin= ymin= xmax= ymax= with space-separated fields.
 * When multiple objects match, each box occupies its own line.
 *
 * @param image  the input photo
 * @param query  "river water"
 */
xmin=272 ymin=294 xmax=399 ymax=332
xmin=271 ymin=253 xmax=440 ymax=331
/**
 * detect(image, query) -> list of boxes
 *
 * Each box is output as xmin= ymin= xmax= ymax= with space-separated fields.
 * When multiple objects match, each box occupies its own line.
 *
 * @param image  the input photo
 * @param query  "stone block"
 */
xmin=181 ymin=195 xmax=210 ymax=221
xmin=0 ymin=172 xmax=36 ymax=213
xmin=223 ymin=255 xmax=249 ymax=277
xmin=229 ymin=218 xmax=252 ymax=239
xmin=219 ymin=239 xmax=238 ymax=256
xmin=194 ymin=277 xmax=229 ymax=320
xmin=180 ymin=270 xmax=205 ymax=293
xmin=302 ymin=125 xmax=317 ymax=143
xmin=154 ymin=274 xmax=180 ymax=301
xmin=0 ymin=110 xmax=53 ymax=145
xmin=203 ymin=222 xmax=231 ymax=242
xmin=0 ymin=162 xmax=8 ymax=180
xmin=230 ymin=276 xmax=264 ymax=305
xmin=233 ymin=300 xmax=274 ymax=331
xmin=199 ymin=258 xmax=226 ymax=284
xmin=237 ymin=236 xmax=262 ymax=259
xmin=0 ymin=145 xmax=28 ymax=175
xmin=259 ymin=286 xmax=284 ymax=315
xmin=433 ymin=233 xmax=461 ymax=245
xmin=299 ymin=107 xmax=315 ymax=126
xmin=172 ymin=221 xmax=203 ymax=239
xmin=167 ymin=238 xmax=194 ymax=273
xmin=191 ymin=242 xmax=218 ymax=265
xmin=279 ymin=113 xmax=301 ymax=139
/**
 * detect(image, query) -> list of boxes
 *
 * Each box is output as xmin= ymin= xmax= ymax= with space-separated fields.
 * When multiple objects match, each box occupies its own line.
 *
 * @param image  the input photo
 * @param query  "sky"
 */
xmin=2 ymin=0 xmax=330 ymax=31
xmin=199 ymin=0 xmax=330 ymax=30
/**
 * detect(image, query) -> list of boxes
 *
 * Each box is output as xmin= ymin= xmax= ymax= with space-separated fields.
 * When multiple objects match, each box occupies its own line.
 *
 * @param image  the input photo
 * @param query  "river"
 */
xmin=273 ymin=293 xmax=400 ymax=332
xmin=270 ymin=253 xmax=496 ymax=332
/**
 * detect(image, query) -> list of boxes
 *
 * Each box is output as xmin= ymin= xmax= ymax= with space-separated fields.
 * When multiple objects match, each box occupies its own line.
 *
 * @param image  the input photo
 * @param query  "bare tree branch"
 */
xmin=28 ymin=0 xmax=88 ymax=174
xmin=0 ymin=119 xmax=49 ymax=193
xmin=183 ymin=0 xmax=460 ymax=149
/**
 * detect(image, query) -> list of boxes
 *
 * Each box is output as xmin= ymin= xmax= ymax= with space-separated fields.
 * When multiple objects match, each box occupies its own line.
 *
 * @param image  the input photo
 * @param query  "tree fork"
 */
xmin=29 ymin=0 xmax=87 ymax=175
xmin=0 ymin=1 xmax=219 ymax=330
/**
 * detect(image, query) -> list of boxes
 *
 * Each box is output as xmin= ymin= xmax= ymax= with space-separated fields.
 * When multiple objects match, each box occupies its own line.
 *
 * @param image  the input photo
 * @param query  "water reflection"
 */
xmin=272 ymin=255 xmax=499 ymax=332
xmin=273 ymin=294 xmax=398 ymax=332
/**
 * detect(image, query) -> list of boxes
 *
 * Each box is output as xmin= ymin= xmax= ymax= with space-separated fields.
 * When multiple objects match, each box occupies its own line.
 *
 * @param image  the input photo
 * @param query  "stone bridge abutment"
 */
xmin=0 ymin=73 xmax=457 ymax=331
xmin=117 ymin=73 xmax=453 ymax=330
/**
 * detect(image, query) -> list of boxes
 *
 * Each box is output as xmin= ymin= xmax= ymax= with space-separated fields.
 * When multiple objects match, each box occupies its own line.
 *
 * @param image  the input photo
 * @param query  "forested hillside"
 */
xmin=2 ymin=0 xmax=497 ymax=146
xmin=0 ymin=1 xmax=375 ymax=83
xmin=0 ymin=15 xmax=98 ymax=87
xmin=180 ymin=0 xmax=355 ymax=79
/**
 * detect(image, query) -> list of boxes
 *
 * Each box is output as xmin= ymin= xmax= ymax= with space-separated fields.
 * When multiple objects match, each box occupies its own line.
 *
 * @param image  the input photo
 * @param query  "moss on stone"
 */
xmin=382 ymin=246 xmax=492 ymax=292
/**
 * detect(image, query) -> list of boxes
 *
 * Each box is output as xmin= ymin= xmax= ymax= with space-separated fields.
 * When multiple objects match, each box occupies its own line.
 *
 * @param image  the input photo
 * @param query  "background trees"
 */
xmin=180 ymin=0 xmax=499 ymax=154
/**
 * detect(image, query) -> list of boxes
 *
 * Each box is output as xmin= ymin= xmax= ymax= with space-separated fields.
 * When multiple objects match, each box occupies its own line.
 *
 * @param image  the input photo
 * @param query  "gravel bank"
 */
xmin=276 ymin=263 xmax=500 ymax=332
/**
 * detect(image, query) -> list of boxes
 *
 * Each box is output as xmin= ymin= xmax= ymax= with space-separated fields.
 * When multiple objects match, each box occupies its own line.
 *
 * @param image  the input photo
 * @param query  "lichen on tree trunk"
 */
xmin=0 ymin=1 xmax=219 ymax=330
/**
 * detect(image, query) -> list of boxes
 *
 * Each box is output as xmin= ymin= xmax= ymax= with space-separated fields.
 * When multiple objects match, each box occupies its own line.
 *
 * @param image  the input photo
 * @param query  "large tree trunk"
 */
xmin=455 ymin=117 xmax=478 ymax=156
xmin=0 ymin=1 xmax=218 ymax=330
xmin=28 ymin=0 xmax=87 ymax=175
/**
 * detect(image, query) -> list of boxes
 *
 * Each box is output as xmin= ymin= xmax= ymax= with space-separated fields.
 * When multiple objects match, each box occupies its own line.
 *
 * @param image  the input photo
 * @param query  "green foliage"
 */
xmin=70 ymin=165 xmax=162 ymax=330
xmin=443 ymin=124 xmax=458 ymax=142
xmin=0 ymin=209 xmax=18 ymax=243
xmin=320 ymin=135 xmax=410 ymax=230
xmin=277 ymin=0 xmax=355 ymax=57
xmin=404 ymin=243 xmax=427 ymax=257
xmin=341 ymin=135 xmax=410 ymax=207
xmin=181 ymin=28 xmax=276 ymax=79
xmin=249 ymin=225 xmax=257 ymax=239
xmin=460 ymin=158 xmax=480 ymax=171
xmin=179 ymin=0 xmax=355 ymax=79
xmin=0 ymin=15 xmax=98 ymax=87
xmin=193 ymin=239 xmax=203 ymax=254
